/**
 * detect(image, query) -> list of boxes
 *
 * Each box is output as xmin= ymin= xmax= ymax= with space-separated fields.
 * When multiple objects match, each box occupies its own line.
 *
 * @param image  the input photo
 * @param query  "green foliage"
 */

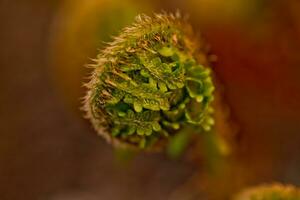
xmin=84 ymin=13 xmax=215 ymax=149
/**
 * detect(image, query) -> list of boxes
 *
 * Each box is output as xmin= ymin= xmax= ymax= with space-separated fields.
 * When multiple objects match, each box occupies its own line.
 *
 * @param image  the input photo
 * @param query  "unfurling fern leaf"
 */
xmin=83 ymin=13 xmax=215 ymax=150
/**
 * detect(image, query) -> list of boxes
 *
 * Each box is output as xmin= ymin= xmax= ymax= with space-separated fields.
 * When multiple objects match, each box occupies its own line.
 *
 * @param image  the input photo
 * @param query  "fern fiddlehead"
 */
xmin=83 ymin=13 xmax=215 ymax=150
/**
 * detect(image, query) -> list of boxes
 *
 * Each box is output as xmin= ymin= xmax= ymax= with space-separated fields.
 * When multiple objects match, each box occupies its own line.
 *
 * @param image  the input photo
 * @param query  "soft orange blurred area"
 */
xmin=1 ymin=0 xmax=300 ymax=199
xmin=186 ymin=0 xmax=262 ymax=24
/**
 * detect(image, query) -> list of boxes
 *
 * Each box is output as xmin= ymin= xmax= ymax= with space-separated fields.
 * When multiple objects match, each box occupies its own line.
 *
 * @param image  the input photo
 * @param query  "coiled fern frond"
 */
xmin=83 ymin=13 xmax=215 ymax=150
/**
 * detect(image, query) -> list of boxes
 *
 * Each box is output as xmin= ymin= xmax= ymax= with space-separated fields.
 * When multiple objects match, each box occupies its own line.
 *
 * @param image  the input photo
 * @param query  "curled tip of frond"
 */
xmin=83 ymin=12 xmax=215 ymax=150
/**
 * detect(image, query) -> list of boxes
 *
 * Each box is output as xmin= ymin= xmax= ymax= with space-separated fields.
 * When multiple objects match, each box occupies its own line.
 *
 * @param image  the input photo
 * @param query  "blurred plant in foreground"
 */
xmin=233 ymin=183 xmax=300 ymax=200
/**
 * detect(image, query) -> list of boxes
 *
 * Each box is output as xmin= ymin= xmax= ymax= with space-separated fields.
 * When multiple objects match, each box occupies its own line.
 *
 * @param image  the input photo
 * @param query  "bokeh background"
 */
xmin=1 ymin=0 xmax=300 ymax=199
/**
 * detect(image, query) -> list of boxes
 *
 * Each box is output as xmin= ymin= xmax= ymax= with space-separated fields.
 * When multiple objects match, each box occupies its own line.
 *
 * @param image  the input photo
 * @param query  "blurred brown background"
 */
xmin=1 ymin=0 xmax=300 ymax=199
